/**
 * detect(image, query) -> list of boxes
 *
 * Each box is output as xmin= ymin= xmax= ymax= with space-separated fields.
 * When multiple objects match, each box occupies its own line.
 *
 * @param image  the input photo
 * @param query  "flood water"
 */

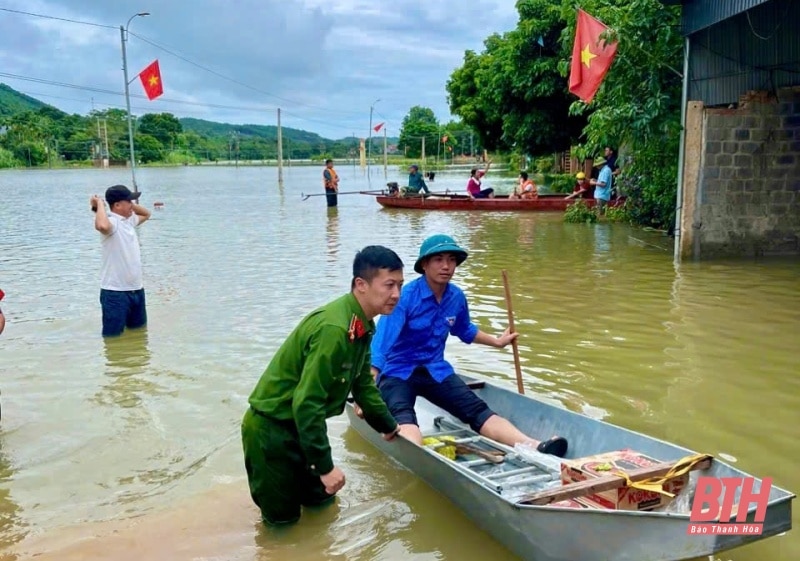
xmin=0 ymin=165 xmax=797 ymax=561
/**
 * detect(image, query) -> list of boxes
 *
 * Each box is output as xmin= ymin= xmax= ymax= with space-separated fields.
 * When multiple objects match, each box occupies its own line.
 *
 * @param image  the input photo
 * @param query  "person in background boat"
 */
xmin=365 ymin=234 xmax=569 ymax=457
xmin=404 ymin=164 xmax=430 ymax=196
xmin=564 ymin=172 xmax=594 ymax=200
xmin=466 ymin=160 xmax=494 ymax=199
xmin=241 ymin=246 xmax=403 ymax=527
xmin=323 ymin=159 xmax=339 ymax=208
xmin=0 ymin=288 xmax=5 ymax=335
xmin=590 ymin=159 xmax=613 ymax=215
xmin=510 ymin=171 xmax=537 ymax=200
xmin=90 ymin=185 xmax=151 ymax=337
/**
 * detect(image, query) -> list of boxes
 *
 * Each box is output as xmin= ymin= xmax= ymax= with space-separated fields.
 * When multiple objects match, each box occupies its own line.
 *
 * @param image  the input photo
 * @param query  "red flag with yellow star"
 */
xmin=139 ymin=60 xmax=164 ymax=100
xmin=569 ymin=9 xmax=618 ymax=103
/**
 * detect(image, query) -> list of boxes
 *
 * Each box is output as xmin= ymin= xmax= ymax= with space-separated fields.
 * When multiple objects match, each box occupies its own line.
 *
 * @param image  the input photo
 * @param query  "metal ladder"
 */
xmin=420 ymin=416 xmax=559 ymax=495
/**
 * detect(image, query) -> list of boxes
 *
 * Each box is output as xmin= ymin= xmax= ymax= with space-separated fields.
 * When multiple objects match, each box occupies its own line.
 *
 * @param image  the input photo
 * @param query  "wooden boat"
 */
xmin=345 ymin=376 xmax=793 ymax=561
xmin=374 ymin=193 xmax=602 ymax=212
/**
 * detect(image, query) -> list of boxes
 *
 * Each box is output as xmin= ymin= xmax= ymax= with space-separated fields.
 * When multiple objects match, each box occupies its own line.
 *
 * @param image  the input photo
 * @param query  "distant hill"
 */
xmin=0 ymin=83 xmax=53 ymax=117
xmin=179 ymin=117 xmax=330 ymax=145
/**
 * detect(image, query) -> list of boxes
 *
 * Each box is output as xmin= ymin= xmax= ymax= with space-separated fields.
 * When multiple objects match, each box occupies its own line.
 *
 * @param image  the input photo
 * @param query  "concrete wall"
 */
xmin=679 ymin=87 xmax=800 ymax=259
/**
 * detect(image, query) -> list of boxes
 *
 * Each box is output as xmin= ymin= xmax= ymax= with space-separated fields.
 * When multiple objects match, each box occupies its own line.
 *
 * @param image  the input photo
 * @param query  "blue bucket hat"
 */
xmin=414 ymin=234 xmax=468 ymax=274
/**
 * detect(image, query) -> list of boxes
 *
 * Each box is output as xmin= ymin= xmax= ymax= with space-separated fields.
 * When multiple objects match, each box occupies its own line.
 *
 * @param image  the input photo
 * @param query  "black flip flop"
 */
xmin=537 ymin=436 xmax=568 ymax=458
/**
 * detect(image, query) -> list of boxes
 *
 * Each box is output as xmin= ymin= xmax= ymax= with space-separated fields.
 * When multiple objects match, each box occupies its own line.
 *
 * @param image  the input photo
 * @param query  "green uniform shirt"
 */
xmin=248 ymin=292 xmax=397 ymax=476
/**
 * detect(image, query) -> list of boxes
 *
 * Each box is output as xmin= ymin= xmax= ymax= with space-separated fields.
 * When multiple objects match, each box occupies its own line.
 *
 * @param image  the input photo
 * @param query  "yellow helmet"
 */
xmin=576 ymin=172 xmax=586 ymax=179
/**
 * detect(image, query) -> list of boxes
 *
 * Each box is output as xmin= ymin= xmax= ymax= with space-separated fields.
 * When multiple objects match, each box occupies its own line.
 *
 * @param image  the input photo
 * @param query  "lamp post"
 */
xmin=367 ymin=98 xmax=380 ymax=167
xmin=120 ymin=11 xmax=150 ymax=191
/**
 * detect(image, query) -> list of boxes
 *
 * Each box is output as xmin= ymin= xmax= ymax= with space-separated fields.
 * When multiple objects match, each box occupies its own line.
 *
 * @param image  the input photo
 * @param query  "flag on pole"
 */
xmin=569 ymin=9 xmax=618 ymax=103
xmin=139 ymin=60 xmax=164 ymax=100
xmin=373 ymin=122 xmax=384 ymax=132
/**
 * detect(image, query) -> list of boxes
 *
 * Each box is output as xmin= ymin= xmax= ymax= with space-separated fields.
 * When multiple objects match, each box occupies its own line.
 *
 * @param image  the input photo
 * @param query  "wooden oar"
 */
xmin=301 ymin=190 xmax=384 ymax=200
xmin=501 ymin=270 xmax=525 ymax=395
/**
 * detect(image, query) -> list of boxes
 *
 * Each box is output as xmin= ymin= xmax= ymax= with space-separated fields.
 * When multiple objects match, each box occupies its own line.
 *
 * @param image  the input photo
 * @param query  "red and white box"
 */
xmin=560 ymin=449 xmax=688 ymax=511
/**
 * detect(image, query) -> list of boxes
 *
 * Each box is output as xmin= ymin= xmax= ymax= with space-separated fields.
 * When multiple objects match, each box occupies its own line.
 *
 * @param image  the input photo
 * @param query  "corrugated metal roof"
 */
xmin=680 ymin=0 xmax=772 ymax=35
xmin=686 ymin=0 xmax=800 ymax=105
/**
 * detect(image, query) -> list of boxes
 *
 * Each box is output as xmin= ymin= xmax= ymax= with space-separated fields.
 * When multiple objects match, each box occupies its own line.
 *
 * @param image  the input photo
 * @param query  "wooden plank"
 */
xmin=517 ymin=455 xmax=714 ymax=506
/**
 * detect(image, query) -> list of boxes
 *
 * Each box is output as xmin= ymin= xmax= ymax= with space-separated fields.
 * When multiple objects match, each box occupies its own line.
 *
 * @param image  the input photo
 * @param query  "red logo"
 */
xmin=687 ymin=477 xmax=771 ymax=535
xmin=348 ymin=314 xmax=367 ymax=343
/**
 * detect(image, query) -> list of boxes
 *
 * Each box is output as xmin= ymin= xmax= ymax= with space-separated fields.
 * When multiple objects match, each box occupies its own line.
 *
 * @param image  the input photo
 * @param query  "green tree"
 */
xmin=447 ymin=0 xmax=586 ymax=156
xmin=138 ymin=113 xmax=182 ymax=148
xmin=559 ymin=0 xmax=683 ymax=228
xmin=134 ymin=133 xmax=163 ymax=163
xmin=398 ymin=106 xmax=440 ymax=159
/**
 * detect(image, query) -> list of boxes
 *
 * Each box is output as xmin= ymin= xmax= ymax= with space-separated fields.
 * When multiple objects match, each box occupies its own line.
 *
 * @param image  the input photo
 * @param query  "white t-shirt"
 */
xmin=100 ymin=212 xmax=143 ymax=291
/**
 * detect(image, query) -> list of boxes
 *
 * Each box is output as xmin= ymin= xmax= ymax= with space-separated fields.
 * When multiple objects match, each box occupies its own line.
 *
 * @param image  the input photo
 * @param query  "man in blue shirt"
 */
xmin=591 ymin=159 xmax=613 ymax=215
xmin=368 ymin=234 xmax=568 ymax=457
xmin=404 ymin=164 xmax=430 ymax=195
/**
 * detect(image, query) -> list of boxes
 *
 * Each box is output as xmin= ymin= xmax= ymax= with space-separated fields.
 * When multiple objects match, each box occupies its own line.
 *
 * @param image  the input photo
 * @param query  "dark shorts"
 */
xmin=378 ymin=367 xmax=495 ymax=433
xmin=241 ymin=408 xmax=334 ymax=526
xmin=474 ymin=188 xmax=494 ymax=199
xmin=100 ymin=288 xmax=147 ymax=337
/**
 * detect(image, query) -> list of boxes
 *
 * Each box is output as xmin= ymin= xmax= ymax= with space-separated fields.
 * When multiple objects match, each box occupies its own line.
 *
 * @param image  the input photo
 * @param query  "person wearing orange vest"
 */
xmin=323 ymin=159 xmax=339 ymax=207
xmin=510 ymin=171 xmax=537 ymax=199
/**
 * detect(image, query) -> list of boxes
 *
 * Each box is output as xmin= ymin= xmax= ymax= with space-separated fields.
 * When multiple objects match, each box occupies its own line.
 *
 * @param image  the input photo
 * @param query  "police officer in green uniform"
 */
xmin=242 ymin=245 xmax=404 ymax=526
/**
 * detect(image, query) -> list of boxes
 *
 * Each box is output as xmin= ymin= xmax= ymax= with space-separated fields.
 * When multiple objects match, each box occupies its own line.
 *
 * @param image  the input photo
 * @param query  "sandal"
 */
xmin=537 ymin=436 xmax=568 ymax=458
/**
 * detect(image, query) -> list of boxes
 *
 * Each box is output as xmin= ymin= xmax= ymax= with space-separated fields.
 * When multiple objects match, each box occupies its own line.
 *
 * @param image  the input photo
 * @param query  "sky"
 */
xmin=0 ymin=0 xmax=519 ymax=140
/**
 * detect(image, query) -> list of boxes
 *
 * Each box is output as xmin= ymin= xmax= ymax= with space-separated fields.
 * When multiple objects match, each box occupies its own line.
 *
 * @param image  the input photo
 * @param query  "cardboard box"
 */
xmin=547 ymin=498 xmax=599 ymax=510
xmin=560 ymin=449 xmax=688 ymax=511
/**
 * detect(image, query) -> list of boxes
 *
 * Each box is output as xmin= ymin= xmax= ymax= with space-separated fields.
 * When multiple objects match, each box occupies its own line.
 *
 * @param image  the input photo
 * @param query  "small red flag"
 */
xmin=569 ymin=9 xmax=618 ymax=103
xmin=373 ymin=122 xmax=384 ymax=132
xmin=139 ymin=60 xmax=164 ymax=100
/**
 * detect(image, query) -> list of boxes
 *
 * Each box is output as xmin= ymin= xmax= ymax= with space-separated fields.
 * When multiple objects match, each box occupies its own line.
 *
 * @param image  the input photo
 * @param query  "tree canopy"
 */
xmin=447 ymin=0 xmax=684 ymax=228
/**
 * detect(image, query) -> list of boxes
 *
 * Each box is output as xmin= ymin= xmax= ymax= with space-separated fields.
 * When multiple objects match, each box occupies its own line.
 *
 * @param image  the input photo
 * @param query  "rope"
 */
xmin=612 ymin=453 xmax=710 ymax=497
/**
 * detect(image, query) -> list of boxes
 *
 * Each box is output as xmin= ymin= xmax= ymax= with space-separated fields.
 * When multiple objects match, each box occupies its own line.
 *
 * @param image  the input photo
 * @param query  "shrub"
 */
xmin=564 ymin=200 xmax=598 ymax=224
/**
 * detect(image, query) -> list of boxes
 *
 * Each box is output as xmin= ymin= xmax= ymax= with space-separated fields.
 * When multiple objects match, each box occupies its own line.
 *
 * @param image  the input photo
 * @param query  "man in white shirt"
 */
xmin=90 ymin=185 xmax=152 ymax=337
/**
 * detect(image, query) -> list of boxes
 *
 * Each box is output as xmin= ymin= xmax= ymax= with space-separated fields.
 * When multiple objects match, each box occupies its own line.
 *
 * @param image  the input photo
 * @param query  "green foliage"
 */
xmin=398 ymin=106 xmax=440 ymax=159
xmin=0 ymin=147 xmax=18 ymax=168
xmin=139 ymin=113 xmax=182 ymax=147
xmin=134 ymin=134 xmax=163 ymax=164
xmin=564 ymin=199 xmax=597 ymax=224
xmin=534 ymin=156 xmax=556 ymax=174
xmin=564 ymin=200 xmax=598 ymax=223
xmin=561 ymin=0 xmax=683 ymax=229
xmin=0 ymin=83 xmax=51 ymax=117
xmin=446 ymin=0 xmax=587 ymax=154
xmin=604 ymin=201 xmax=632 ymax=223
xmin=542 ymin=173 xmax=574 ymax=193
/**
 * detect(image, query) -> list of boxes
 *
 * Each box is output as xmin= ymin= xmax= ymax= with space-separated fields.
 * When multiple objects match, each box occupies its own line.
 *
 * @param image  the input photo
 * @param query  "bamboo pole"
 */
xmin=501 ymin=270 xmax=524 ymax=395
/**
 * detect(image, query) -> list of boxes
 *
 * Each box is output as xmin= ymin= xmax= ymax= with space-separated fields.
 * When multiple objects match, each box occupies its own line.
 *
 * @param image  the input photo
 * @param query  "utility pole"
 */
xmin=277 ymin=108 xmax=283 ymax=185
xmin=421 ymin=136 xmax=426 ymax=173
xmin=120 ymin=12 xmax=149 ymax=192
xmin=367 ymin=98 xmax=380 ymax=169
xmin=470 ymin=131 xmax=474 ymax=157
xmin=383 ymin=125 xmax=388 ymax=177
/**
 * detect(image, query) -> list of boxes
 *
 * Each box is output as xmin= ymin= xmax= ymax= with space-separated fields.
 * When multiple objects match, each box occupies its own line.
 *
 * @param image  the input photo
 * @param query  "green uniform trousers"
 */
xmin=241 ymin=408 xmax=335 ymax=525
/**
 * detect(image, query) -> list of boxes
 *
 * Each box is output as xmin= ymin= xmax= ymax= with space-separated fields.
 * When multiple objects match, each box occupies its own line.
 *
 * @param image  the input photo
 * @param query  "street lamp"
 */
xmin=120 ymin=11 xmax=150 ymax=191
xmin=367 ymin=98 xmax=380 ymax=167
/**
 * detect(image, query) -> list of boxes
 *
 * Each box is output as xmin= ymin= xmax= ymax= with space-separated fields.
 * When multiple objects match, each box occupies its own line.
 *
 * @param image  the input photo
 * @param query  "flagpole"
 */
xmin=120 ymin=12 xmax=149 ymax=192
xmin=383 ymin=125 xmax=387 ymax=177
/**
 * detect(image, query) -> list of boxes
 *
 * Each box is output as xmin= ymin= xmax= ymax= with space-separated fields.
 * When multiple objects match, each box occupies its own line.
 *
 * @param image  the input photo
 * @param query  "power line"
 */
xmin=0 ymin=6 xmax=117 ymax=29
xmin=129 ymin=31 xmax=367 ymax=118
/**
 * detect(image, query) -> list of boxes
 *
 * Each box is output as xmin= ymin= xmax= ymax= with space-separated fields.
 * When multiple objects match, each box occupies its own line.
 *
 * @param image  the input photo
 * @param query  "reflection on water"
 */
xmin=0 ymin=166 xmax=797 ymax=561
xmin=326 ymin=206 xmax=340 ymax=263
xmin=96 ymin=328 xmax=154 ymax=409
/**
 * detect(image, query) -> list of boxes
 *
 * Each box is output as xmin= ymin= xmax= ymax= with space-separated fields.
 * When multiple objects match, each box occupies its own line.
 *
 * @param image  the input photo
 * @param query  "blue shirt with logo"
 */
xmin=371 ymin=276 xmax=479 ymax=383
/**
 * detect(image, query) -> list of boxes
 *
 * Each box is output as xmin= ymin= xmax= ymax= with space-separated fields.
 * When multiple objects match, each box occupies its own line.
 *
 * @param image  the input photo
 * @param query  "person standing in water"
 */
xmin=323 ymin=159 xmax=339 ymax=207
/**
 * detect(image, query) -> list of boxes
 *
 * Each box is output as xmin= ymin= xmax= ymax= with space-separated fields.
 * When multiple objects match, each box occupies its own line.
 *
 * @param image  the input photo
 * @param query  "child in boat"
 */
xmin=565 ymin=172 xmax=594 ymax=200
xmin=362 ymin=234 xmax=568 ymax=457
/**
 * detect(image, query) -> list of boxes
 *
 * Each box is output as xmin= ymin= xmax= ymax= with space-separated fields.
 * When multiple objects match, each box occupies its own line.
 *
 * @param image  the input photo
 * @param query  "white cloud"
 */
xmin=0 ymin=0 xmax=518 ymax=138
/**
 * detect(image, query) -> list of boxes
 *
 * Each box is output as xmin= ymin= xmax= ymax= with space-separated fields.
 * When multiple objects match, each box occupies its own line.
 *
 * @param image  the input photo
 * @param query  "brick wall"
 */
xmin=690 ymin=87 xmax=800 ymax=258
